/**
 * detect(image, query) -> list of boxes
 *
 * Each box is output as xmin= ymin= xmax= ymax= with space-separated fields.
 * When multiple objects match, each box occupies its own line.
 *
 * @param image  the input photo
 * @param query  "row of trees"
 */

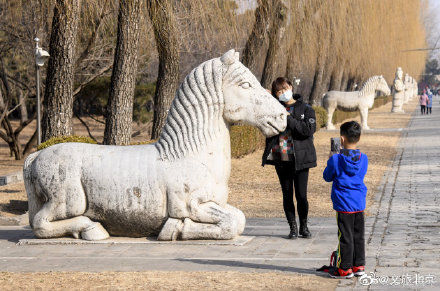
xmin=0 ymin=0 xmax=429 ymax=159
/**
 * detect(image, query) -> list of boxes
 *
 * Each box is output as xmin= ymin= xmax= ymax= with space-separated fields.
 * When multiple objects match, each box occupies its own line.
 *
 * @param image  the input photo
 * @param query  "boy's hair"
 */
xmin=271 ymin=77 xmax=292 ymax=97
xmin=340 ymin=121 xmax=361 ymax=143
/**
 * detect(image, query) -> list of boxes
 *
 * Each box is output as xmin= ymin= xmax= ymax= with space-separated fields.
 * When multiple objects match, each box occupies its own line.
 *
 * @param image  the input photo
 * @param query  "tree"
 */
xmin=42 ymin=0 xmax=81 ymax=142
xmin=260 ymin=0 xmax=290 ymax=89
xmin=241 ymin=0 xmax=272 ymax=75
xmin=103 ymin=0 xmax=142 ymax=145
xmin=147 ymin=0 xmax=180 ymax=140
xmin=0 ymin=57 xmax=36 ymax=159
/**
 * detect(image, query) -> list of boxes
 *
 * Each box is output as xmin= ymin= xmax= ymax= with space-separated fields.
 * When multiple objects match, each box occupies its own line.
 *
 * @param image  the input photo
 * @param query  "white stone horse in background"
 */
xmin=322 ymin=75 xmax=390 ymax=130
xmin=23 ymin=49 xmax=288 ymax=241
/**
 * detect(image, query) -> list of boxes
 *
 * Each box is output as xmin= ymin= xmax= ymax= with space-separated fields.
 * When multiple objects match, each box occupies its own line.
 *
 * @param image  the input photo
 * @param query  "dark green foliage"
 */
xmin=312 ymin=106 xmax=327 ymax=129
xmin=74 ymin=77 xmax=155 ymax=123
xmin=230 ymin=125 xmax=265 ymax=158
xmin=37 ymin=136 xmax=97 ymax=151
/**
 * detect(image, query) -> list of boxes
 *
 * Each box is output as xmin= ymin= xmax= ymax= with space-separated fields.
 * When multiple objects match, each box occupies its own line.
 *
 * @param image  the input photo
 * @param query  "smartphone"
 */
xmin=330 ymin=137 xmax=341 ymax=155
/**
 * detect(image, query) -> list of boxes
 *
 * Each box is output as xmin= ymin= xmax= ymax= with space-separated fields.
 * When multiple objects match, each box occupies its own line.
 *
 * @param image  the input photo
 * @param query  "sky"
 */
xmin=425 ymin=0 xmax=440 ymax=59
xmin=235 ymin=0 xmax=257 ymax=14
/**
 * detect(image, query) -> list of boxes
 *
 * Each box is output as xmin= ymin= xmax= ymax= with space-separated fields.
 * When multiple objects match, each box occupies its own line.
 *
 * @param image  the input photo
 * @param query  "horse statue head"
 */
xmin=358 ymin=75 xmax=390 ymax=97
xmin=375 ymin=75 xmax=391 ymax=96
xmin=156 ymin=49 xmax=288 ymax=160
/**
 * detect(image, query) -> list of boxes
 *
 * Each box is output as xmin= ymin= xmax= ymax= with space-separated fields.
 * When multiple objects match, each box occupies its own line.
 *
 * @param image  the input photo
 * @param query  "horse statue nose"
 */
xmin=280 ymin=112 xmax=287 ymax=121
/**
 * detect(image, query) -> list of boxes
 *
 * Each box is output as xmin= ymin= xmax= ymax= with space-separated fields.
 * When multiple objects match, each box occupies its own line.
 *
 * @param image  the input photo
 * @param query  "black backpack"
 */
xmin=316 ymin=250 xmax=339 ymax=273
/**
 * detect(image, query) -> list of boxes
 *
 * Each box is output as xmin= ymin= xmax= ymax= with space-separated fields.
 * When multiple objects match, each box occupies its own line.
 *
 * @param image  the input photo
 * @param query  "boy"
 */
xmin=323 ymin=121 xmax=368 ymax=279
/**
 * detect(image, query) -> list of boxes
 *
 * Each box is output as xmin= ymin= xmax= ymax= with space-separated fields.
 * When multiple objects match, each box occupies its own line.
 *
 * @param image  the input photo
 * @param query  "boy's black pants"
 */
xmin=275 ymin=162 xmax=309 ymax=223
xmin=336 ymin=211 xmax=365 ymax=270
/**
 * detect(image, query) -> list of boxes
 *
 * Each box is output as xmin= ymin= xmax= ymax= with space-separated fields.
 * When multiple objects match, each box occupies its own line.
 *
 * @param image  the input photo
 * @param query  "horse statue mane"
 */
xmin=322 ymin=75 xmax=390 ymax=130
xmin=358 ymin=76 xmax=385 ymax=97
xmin=156 ymin=58 xmax=224 ymax=161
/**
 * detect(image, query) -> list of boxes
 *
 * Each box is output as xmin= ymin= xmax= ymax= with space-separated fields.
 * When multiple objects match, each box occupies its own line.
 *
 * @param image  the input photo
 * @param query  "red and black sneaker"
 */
xmin=352 ymin=266 xmax=365 ymax=277
xmin=329 ymin=268 xmax=354 ymax=279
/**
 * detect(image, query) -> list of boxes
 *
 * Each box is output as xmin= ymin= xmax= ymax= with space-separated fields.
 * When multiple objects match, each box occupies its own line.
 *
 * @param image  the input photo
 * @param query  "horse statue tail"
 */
xmin=23 ymin=151 xmax=43 ymax=227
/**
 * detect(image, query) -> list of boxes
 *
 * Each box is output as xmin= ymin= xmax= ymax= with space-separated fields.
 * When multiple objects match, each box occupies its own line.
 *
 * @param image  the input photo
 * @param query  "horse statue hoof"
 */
xmin=81 ymin=223 xmax=110 ymax=241
xmin=158 ymin=218 xmax=184 ymax=241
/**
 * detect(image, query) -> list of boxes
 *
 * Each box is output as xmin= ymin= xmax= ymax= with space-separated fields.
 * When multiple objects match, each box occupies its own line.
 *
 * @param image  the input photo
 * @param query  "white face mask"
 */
xmin=278 ymin=90 xmax=293 ymax=102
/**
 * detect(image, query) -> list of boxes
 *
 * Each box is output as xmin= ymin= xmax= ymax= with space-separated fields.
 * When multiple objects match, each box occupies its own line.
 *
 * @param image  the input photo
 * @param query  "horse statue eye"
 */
xmin=240 ymin=82 xmax=251 ymax=89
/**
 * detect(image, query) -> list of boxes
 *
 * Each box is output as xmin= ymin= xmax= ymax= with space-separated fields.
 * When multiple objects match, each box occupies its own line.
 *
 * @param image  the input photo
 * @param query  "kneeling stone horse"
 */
xmin=23 ymin=50 xmax=288 ymax=241
xmin=322 ymin=75 xmax=390 ymax=130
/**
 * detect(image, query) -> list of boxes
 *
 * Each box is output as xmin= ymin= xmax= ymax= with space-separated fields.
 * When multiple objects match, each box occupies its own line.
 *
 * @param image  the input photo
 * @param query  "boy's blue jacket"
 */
xmin=323 ymin=149 xmax=368 ymax=212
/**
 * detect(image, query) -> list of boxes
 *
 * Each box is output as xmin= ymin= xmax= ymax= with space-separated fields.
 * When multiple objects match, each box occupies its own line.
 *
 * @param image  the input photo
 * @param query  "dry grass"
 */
xmin=0 ymin=271 xmax=338 ymax=291
xmin=228 ymin=99 xmax=418 ymax=217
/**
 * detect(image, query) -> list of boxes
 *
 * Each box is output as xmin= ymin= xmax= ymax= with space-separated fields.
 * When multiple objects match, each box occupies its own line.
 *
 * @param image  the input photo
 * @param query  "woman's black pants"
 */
xmin=275 ymin=162 xmax=309 ymax=223
xmin=421 ymin=105 xmax=426 ymax=114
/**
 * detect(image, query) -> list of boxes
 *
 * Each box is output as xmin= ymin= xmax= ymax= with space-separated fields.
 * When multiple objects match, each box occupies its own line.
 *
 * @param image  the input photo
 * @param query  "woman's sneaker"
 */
xmin=329 ymin=268 xmax=354 ymax=279
xmin=352 ymin=266 xmax=365 ymax=277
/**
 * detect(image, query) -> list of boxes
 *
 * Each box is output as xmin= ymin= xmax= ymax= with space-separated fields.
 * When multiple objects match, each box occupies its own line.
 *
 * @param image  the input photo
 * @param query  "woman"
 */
xmin=262 ymin=77 xmax=317 ymax=239
xmin=427 ymin=89 xmax=433 ymax=114
xmin=420 ymin=90 xmax=428 ymax=115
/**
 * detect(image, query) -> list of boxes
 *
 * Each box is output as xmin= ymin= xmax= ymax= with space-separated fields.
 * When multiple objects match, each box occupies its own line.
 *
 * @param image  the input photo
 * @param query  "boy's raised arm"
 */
xmin=323 ymin=156 xmax=336 ymax=182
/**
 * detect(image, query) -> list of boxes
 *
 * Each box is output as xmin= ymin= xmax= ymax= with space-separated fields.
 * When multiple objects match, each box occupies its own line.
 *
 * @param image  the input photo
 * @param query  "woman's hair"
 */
xmin=271 ymin=77 xmax=292 ymax=97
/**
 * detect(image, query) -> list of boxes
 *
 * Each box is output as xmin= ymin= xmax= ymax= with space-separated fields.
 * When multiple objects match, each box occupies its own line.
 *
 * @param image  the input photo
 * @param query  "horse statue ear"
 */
xmin=234 ymin=51 xmax=239 ymax=62
xmin=221 ymin=49 xmax=236 ymax=65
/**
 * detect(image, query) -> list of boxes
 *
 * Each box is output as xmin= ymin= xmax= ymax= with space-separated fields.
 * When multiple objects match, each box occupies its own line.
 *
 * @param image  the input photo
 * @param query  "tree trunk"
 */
xmin=103 ymin=0 xmax=141 ymax=145
xmin=148 ymin=0 xmax=180 ymax=140
xmin=241 ymin=0 xmax=272 ymax=75
xmin=340 ymin=70 xmax=349 ymax=91
xmin=286 ymin=42 xmax=301 ymax=85
xmin=330 ymin=66 xmax=344 ymax=91
xmin=42 ymin=0 xmax=81 ymax=142
xmin=347 ymin=75 xmax=356 ymax=91
xmin=260 ymin=0 xmax=290 ymax=89
xmin=322 ymin=65 xmax=333 ymax=94
xmin=18 ymin=88 xmax=28 ymax=123
xmin=309 ymin=64 xmax=324 ymax=106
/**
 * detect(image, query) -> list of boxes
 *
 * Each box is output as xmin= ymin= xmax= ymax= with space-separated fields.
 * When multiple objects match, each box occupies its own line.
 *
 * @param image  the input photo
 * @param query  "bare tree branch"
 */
xmin=74 ymin=112 xmax=98 ymax=142
xmin=75 ymin=4 xmax=110 ymax=65
xmin=73 ymin=63 xmax=113 ymax=96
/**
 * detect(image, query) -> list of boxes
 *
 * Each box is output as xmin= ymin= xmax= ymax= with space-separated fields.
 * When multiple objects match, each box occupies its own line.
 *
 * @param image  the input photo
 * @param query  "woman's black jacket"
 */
xmin=261 ymin=97 xmax=317 ymax=171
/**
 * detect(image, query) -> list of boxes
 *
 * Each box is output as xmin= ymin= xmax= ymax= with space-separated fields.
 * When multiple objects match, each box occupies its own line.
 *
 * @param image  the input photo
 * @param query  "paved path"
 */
xmin=1 ymin=98 xmax=439 ymax=290
xmin=0 ymin=218 xmax=342 ymax=277
xmin=346 ymin=98 xmax=440 ymax=290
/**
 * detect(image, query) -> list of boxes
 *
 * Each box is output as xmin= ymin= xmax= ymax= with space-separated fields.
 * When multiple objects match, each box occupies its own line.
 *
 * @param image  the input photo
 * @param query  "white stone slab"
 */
xmin=17 ymin=235 xmax=254 ymax=246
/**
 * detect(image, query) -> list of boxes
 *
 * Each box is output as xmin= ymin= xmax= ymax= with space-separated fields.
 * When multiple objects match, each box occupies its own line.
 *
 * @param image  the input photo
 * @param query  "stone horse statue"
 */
xmin=23 ymin=49 xmax=288 ymax=241
xmin=322 ymin=75 xmax=390 ymax=130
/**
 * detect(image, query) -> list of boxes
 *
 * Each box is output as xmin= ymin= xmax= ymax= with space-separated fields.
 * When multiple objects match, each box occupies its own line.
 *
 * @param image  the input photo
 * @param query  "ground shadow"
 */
xmin=0 ymin=227 xmax=33 ymax=243
xmin=177 ymin=258 xmax=329 ymax=278
xmin=0 ymin=189 xmax=21 ymax=194
xmin=0 ymin=200 xmax=28 ymax=215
